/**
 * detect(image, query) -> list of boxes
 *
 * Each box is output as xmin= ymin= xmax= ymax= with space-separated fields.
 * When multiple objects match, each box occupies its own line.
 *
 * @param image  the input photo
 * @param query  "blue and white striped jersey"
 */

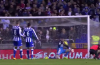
xmin=23 ymin=27 xmax=38 ymax=42
xmin=12 ymin=26 xmax=23 ymax=41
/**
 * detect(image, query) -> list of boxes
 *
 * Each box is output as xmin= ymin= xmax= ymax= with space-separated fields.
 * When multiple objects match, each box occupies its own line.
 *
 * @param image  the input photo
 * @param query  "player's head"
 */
xmin=16 ymin=22 xmax=20 ymax=26
xmin=27 ymin=23 xmax=31 ymax=27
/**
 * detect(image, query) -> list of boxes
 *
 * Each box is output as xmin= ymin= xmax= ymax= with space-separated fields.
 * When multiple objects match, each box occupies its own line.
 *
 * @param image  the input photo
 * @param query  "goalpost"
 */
xmin=0 ymin=15 xmax=91 ymax=59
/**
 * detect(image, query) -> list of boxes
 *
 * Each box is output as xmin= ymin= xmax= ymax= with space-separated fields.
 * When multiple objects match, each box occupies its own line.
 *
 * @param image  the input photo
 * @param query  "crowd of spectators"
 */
xmin=0 ymin=23 xmax=86 ymax=44
xmin=0 ymin=0 xmax=100 ymax=22
xmin=0 ymin=0 xmax=98 ymax=45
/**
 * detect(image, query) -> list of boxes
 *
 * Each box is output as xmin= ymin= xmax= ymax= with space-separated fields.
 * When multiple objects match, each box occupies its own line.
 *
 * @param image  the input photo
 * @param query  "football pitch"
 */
xmin=0 ymin=59 xmax=100 ymax=65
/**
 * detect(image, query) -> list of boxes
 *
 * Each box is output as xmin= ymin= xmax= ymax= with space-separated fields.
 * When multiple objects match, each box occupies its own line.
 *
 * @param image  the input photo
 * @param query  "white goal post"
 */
xmin=0 ymin=15 xmax=90 ymax=59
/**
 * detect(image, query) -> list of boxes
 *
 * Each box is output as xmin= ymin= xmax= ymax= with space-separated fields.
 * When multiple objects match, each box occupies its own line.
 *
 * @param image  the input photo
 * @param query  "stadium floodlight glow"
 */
xmin=0 ymin=15 xmax=90 ymax=59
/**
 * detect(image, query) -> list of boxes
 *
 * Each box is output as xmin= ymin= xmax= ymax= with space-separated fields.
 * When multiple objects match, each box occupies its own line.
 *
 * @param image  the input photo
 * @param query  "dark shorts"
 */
xmin=26 ymin=42 xmax=34 ymax=47
xmin=13 ymin=40 xmax=22 ymax=47
xmin=90 ymin=49 xmax=97 ymax=55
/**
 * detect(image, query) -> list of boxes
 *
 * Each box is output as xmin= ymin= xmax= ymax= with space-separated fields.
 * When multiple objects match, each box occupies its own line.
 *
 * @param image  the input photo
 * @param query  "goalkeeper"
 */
xmin=90 ymin=44 xmax=100 ymax=59
xmin=56 ymin=38 xmax=74 ymax=59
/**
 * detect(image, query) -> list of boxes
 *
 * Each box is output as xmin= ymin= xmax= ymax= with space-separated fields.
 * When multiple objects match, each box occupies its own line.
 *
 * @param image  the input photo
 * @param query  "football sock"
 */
xmin=31 ymin=49 xmax=34 ymax=59
xmin=20 ymin=49 xmax=23 ymax=58
xmin=27 ymin=49 xmax=29 ymax=59
xmin=13 ymin=49 xmax=17 ymax=58
xmin=64 ymin=52 xmax=69 ymax=57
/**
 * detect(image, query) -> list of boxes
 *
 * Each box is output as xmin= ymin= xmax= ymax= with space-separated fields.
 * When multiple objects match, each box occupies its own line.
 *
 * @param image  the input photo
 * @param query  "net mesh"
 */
xmin=0 ymin=17 xmax=90 ymax=49
xmin=90 ymin=20 xmax=100 ymax=46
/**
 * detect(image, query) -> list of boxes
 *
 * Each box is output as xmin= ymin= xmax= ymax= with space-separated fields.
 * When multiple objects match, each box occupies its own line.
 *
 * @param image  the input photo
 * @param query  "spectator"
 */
xmin=4 ymin=2 xmax=9 ymax=10
xmin=30 ymin=8 xmax=36 ymax=16
xmin=59 ymin=5 xmax=64 ymax=13
xmin=19 ymin=0 xmax=25 ymax=9
xmin=1 ymin=19 xmax=10 ymax=30
xmin=0 ymin=28 xmax=3 ymax=40
xmin=59 ymin=10 xmax=65 ymax=16
xmin=58 ymin=0 xmax=63 ymax=6
xmin=69 ymin=27 xmax=75 ymax=41
xmin=82 ymin=4 xmax=90 ymax=12
xmin=67 ymin=8 xmax=74 ymax=16
xmin=22 ymin=9 xmax=29 ymax=16
xmin=60 ymin=28 xmax=68 ymax=39
xmin=39 ymin=4 xmax=45 ymax=12
xmin=95 ymin=8 xmax=100 ymax=15
xmin=5 ymin=28 xmax=12 ymax=40
xmin=89 ymin=4 xmax=95 ymax=15
xmin=63 ymin=1 xmax=67 ymax=9
xmin=92 ymin=15 xmax=99 ymax=22
xmin=26 ymin=3 xmax=31 ymax=10
xmin=75 ymin=8 xmax=81 ymax=15
xmin=47 ymin=0 xmax=51 ymax=6
xmin=53 ymin=9 xmax=58 ymax=15
xmin=82 ymin=9 xmax=90 ymax=15
xmin=36 ymin=8 xmax=44 ymax=16
xmin=9 ymin=5 xmax=15 ymax=15
xmin=73 ymin=5 xmax=78 ymax=13
xmin=46 ymin=29 xmax=50 ymax=43
xmin=45 ymin=8 xmax=52 ymax=16
xmin=96 ymin=3 xmax=100 ymax=9
xmin=20 ymin=20 xmax=27 ymax=27
xmin=0 ymin=9 xmax=6 ymax=16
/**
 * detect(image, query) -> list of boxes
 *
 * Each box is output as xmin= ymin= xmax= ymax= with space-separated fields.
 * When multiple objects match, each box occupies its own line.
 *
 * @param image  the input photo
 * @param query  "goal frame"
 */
xmin=0 ymin=15 xmax=90 ymax=59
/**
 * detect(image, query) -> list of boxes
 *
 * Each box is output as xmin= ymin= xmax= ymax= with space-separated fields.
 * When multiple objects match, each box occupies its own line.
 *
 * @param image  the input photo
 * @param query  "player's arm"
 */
xmin=19 ymin=27 xmax=24 ymax=37
xmin=22 ymin=29 xmax=26 ymax=38
xmin=63 ymin=41 xmax=74 ymax=52
xmin=32 ymin=29 xmax=39 ymax=40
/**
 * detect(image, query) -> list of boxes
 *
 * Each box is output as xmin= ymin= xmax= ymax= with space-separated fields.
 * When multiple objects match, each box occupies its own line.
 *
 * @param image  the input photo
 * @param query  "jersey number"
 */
xmin=27 ymin=31 xmax=29 ymax=36
xmin=14 ymin=30 xmax=16 ymax=35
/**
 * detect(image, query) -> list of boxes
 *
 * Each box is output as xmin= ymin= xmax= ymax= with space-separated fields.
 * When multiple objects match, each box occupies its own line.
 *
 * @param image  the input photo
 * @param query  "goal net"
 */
xmin=0 ymin=16 xmax=98 ymax=59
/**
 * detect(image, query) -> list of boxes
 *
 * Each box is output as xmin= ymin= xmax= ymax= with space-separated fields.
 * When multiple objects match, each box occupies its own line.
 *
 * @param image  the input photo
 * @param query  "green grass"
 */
xmin=0 ymin=59 xmax=100 ymax=65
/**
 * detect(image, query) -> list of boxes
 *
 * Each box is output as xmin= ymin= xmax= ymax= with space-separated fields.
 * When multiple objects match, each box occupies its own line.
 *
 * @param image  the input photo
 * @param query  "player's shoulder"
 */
xmin=13 ymin=26 xmax=19 ymax=29
xmin=24 ymin=27 xmax=27 ymax=30
xmin=31 ymin=28 xmax=34 ymax=30
xmin=24 ymin=27 xmax=33 ymax=31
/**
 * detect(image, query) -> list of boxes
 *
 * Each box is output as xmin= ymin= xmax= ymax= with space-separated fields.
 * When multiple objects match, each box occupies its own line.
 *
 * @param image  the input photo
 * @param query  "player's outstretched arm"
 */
xmin=32 ymin=29 xmax=39 ymax=40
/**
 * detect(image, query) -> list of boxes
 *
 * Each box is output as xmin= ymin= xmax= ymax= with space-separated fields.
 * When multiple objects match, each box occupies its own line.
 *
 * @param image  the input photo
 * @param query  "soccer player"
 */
xmin=56 ymin=38 xmax=73 ymax=59
xmin=23 ymin=23 xmax=39 ymax=59
xmin=12 ymin=22 xmax=23 ymax=60
xmin=90 ymin=44 xmax=100 ymax=59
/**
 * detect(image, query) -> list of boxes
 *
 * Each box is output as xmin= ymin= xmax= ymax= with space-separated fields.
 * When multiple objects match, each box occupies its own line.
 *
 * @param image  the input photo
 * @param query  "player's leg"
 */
xmin=29 ymin=42 xmax=34 ymax=59
xmin=96 ymin=50 xmax=100 ymax=59
xmin=27 ymin=47 xmax=30 ymax=59
xmin=19 ymin=46 xmax=23 ymax=60
xmin=26 ymin=42 xmax=30 ymax=59
xmin=94 ymin=50 xmax=99 ymax=59
xmin=30 ymin=47 xmax=34 ymax=59
xmin=13 ymin=41 xmax=17 ymax=60
xmin=18 ymin=40 xmax=23 ymax=59
xmin=89 ymin=49 xmax=94 ymax=59
xmin=56 ymin=48 xmax=63 ymax=59
xmin=64 ymin=49 xmax=70 ymax=57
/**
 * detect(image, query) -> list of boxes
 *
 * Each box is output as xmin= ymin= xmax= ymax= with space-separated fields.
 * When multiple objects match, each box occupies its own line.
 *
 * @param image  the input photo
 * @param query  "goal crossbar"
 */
xmin=0 ymin=15 xmax=89 ymax=19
